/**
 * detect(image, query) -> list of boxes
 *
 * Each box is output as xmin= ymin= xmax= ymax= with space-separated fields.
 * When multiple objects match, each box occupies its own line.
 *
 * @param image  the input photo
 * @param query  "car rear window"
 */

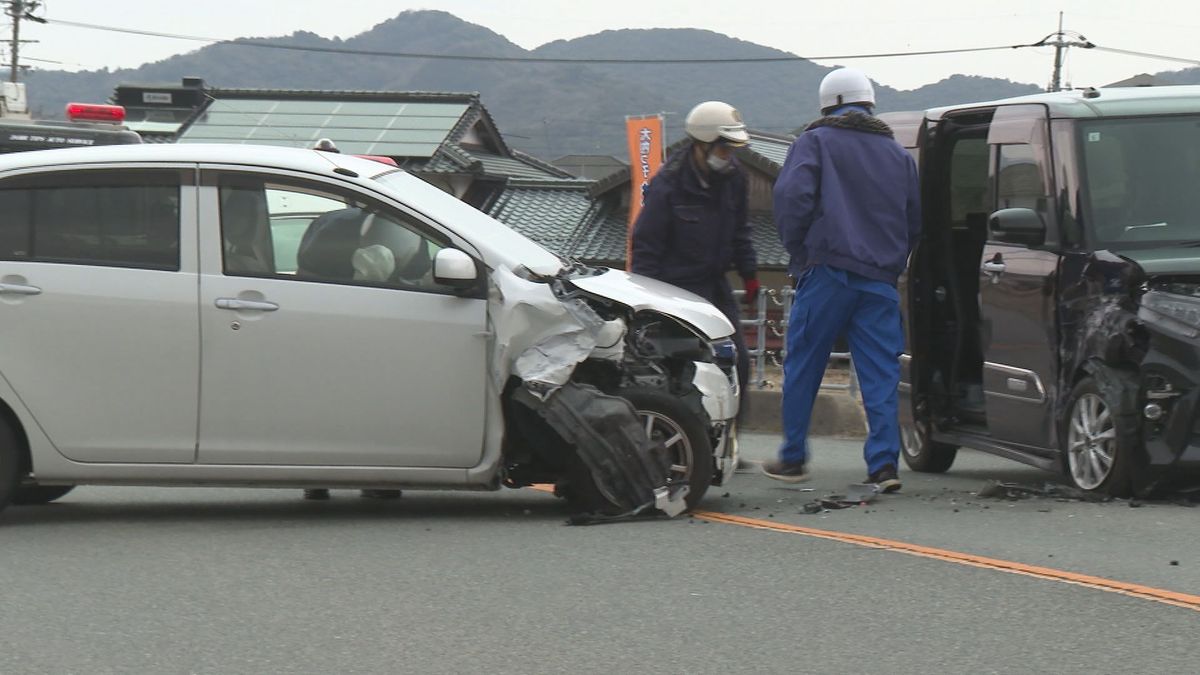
xmin=0 ymin=169 xmax=183 ymax=270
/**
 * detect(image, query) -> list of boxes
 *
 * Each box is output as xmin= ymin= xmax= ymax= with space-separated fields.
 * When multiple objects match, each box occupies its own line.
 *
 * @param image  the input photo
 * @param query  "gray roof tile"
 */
xmin=487 ymin=182 xmax=597 ymax=254
xmin=561 ymin=208 xmax=787 ymax=270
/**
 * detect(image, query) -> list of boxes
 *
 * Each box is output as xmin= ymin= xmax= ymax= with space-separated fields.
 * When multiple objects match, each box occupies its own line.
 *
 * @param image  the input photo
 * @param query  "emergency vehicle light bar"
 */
xmin=65 ymin=103 xmax=126 ymax=123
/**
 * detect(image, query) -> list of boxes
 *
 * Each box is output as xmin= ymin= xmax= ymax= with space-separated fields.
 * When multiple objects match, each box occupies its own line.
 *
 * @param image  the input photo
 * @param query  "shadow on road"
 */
xmin=0 ymin=490 xmax=571 ymax=528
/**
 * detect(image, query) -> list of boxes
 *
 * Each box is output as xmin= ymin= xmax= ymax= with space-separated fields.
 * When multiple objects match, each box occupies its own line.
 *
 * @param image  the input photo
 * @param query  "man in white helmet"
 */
xmin=630 ymin=101 xmax=760 ymax=397
xmin=764 ymin=68 xmax=921 ymax=492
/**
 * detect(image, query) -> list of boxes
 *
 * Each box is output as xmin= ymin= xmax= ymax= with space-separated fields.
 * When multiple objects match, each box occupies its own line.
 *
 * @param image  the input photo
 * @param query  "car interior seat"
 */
xmin=296 ymin=207 xmax=368 ymax=281
xmin=220 ymin=187 xmax=274 ymax=274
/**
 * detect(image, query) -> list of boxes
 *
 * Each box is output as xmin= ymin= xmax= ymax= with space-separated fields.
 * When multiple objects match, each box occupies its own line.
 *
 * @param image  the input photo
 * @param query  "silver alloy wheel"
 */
xmin=900 ymin=422 xmax=924 ymax=459
xmin=639 ymin=410 xmax=693 ymax=483
xmin=1067 ymin=392 xmax=1117 ymax=490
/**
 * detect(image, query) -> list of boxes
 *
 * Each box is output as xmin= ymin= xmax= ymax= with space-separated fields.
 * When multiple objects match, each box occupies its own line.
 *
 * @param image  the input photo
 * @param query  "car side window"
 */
xmin=947 ymin=136 xmax=990 ymax=232
xmin=0 ymin=169 xmax=182 ymax=270
xmin=218 ymin=176 xmax=448 ymax=293
xmin=995 ymin=144 xmax=1047 ymax=213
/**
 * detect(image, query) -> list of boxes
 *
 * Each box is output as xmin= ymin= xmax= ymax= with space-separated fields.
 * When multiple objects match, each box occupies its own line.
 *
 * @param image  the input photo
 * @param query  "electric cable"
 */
xmin=28 ymin=15 xmax=1037 ymax=65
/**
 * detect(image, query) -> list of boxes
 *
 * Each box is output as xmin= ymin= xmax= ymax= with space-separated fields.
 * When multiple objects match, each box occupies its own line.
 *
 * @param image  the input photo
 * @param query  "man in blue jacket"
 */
xmin=764 ymin=68 xmax=921 ymax=492
xmin=631 ymin=101 xmax=760 ymax=396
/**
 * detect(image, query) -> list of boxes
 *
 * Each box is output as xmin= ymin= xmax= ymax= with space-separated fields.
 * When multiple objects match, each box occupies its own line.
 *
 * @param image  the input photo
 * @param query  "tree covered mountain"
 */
xmin=22 ymin=10 xmax=1189 ymax=159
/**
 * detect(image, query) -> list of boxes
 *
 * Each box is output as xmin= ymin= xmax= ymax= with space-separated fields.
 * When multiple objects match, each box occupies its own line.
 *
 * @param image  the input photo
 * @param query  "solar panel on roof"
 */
xmin=178 ymin=98 xmax=469 ymax=158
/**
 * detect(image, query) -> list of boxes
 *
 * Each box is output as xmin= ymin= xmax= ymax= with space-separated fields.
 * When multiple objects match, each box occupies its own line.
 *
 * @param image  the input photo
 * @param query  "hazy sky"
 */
xmin=14 ymin=0 xmax=1200 ymax=90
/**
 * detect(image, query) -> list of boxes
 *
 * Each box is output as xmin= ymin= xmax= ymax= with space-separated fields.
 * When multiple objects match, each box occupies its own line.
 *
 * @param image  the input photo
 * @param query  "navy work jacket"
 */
xmin=630 ymin=147 xmax=757 ymax=300
xmin=773 ymin=109 xmax=921 ymax=284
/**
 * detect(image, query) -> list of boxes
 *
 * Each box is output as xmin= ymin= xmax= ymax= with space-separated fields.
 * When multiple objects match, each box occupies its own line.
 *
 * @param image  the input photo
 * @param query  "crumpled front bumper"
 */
xmin=692 ymin=361 xmax=740 ymax=485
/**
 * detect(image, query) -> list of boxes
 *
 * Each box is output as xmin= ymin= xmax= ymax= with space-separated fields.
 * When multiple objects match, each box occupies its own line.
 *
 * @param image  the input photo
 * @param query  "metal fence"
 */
xmin=733 ymin=286 xmax=859 ymax=397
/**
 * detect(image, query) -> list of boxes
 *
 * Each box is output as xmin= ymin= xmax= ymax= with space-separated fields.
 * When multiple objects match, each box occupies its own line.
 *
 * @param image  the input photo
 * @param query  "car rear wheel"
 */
xmin=0 ymin=418 xmax=20 ymax=515
xmin=1064 ymin=377 xmax=1133 ymax=497
xmin=899 ymin=419 xmax=958 ymax=473
xmin=12 ymin=485 xmax=75 ymax=505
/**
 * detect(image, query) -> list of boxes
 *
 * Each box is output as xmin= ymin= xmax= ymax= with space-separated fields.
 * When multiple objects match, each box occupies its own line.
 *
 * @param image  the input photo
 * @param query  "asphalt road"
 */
xmin=1 ymin=434 xmax=1197 ymax=674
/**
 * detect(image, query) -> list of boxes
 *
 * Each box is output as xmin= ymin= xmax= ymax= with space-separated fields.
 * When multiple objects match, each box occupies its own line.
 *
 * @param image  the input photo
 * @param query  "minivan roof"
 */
xmin=921 ymin=84 xmax=1200 ymax=121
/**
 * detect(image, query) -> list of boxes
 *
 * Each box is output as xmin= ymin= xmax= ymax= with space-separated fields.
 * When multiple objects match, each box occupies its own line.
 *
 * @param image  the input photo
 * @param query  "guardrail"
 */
xmin=733 ymin=286 xmax=859 ymax=397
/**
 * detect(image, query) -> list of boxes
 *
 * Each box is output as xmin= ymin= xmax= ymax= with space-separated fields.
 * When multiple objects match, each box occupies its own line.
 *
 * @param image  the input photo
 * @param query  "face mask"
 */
xmin=706 ymin=153 xmax=734 ymax=174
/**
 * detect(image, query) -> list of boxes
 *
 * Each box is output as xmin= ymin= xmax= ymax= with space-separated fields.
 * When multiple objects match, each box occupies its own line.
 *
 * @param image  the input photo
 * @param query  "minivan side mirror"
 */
xmin=989 ymin=208 xmax=1046 ymax=247
xmin=433 ymin=248 xmax=479 ymax=289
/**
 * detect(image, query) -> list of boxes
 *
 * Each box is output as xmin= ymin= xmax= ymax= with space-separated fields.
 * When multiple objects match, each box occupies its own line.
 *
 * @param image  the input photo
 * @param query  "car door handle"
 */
xmin=982 ymin=261 xmax=1007 ymax=274
xmin=0 ymin=282 xmax=42 ymax=296
xmin=215 ymin=297 xmax=279 ymax=312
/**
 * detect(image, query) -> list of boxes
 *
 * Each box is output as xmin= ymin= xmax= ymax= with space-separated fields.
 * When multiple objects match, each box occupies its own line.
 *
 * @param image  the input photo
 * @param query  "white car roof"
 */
xmin=0 ymin=142 xmax=396 ymax=178
xmin=0 ymin=142 xmax=566 ymax=277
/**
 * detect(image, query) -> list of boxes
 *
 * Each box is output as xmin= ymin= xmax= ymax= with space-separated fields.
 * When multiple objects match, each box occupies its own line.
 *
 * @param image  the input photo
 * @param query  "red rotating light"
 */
xmin=65 ymin=103 xmax=127 ymax=123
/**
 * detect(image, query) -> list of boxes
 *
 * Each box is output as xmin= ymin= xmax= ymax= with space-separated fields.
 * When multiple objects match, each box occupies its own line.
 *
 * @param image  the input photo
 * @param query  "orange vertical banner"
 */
xmin=625 ymin=114 xmax=665 ymax=270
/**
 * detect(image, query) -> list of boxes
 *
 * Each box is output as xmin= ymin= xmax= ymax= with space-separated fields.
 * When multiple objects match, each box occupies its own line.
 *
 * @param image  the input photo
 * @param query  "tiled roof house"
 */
xmin=112 ymin=78 xmax=579 ymax=212
xmin=112 ymin=78 xmax=795 ymax=272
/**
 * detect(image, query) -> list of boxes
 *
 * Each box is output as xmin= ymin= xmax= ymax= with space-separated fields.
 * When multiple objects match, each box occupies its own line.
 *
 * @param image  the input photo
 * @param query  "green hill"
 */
xmin=20 ymin=10 xmax=1076 ymax=158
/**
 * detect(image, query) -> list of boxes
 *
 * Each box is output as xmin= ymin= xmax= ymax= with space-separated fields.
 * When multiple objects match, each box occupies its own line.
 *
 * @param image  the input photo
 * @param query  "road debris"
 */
xmin=799 ymin=483 xmax=882 ymax=514
xmin=976 ymin=481 xmax=1114 ymax=503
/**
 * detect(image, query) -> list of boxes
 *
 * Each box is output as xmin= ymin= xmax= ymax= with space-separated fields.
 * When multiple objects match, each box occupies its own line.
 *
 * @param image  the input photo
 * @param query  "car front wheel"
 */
xmin=1064 ymin=377 xmax=1134 ymax=497
xmin=899 ymin=419 xmax=958 ymax=473
xmin=620 ymin=387 xmax=714 ymax=510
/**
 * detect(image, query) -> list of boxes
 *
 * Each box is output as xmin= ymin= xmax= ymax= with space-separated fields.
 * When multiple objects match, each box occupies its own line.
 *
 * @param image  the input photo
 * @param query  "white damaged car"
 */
xmin=0 ymin=144 xmax=740 ymax=521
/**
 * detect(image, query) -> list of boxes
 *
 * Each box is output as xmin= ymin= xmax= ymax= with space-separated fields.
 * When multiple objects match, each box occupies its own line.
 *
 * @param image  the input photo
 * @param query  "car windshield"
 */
xmin=1081 ymin=114 xmax=1200 ymax=249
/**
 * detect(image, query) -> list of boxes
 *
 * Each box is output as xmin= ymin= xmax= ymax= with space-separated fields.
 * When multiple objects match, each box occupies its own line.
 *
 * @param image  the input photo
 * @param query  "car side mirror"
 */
xmin=433 ymin=248 xmax=479 ymax=289
xmin=989 ymin=208 xmax=1046 ymax=247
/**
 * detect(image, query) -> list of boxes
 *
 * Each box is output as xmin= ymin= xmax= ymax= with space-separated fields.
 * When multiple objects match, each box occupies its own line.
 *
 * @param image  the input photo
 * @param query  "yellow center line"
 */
xmin=692 ymin=510 xmax=1200 ymax=613
xmin=529 ymin=483 xmax=1198 ymax=611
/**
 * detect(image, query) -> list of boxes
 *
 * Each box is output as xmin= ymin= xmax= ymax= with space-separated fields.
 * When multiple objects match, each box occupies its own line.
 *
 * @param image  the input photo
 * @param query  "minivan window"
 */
xmin=947 ymin=136 xmax=990 ymax=231
xmin=0 ymin=170 xmax=181 ymax=269
xmin=996 ymin=144 xmax=1046 ymax=212
xmin=1081 ymin=115 xmax=1200 ymax=248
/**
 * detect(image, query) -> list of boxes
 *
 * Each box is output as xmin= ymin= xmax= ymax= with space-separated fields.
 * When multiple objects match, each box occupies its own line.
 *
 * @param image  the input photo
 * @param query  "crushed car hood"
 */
xmin=570 ymin=270 xmax=735 ymax=340
xmin=1118 ymin=247 xmax=1200 ymax=276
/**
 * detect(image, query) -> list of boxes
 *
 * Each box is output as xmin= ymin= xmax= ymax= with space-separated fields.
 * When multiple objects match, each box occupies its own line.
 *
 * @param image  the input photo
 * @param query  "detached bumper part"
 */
xmin=654 ymin=484 xmax=689 ymax=518
xmin=513 ymin=383 xmax=679 ymax=522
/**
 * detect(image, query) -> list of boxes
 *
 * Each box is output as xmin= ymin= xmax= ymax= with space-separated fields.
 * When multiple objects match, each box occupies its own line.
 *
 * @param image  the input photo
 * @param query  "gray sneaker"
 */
xmin=867 ymin=465 xmax=902 ymax=493
xmin=761 ymin=460 xmax=811 ymax=483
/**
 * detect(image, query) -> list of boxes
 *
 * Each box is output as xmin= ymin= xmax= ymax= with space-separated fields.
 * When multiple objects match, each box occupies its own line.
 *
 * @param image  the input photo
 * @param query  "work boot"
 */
xmin=303 ymin=488 xmax=331 ymax=500
xmin=867 ymin=465 xmax=902 ymax=493
xmin=761 ymin=459 xmax=811 ymax=483
xmin=360 ymin=489 xmax=402 ymax=500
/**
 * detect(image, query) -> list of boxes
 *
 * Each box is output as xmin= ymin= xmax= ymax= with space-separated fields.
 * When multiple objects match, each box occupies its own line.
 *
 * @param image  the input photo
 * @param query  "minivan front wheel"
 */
xmin=1064 ymin=377 xmax=1134 ymax=497
xmin=899 ymin=419 xmax=958 ymax=473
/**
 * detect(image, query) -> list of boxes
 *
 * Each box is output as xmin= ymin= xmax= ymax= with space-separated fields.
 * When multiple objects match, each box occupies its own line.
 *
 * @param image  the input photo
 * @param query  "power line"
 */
xmin=30 ymin=15 xmax=1034 ymax=64
xmin=1091 ymin=45 xmax=1200 ymax=68
xmin=27 ymin=13 xmax=1200 ymax=83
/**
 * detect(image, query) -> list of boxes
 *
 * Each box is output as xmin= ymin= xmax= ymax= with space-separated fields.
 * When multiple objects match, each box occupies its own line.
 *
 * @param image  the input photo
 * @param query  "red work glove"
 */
xmin=743 ymin=277 xmax=760 ymax=304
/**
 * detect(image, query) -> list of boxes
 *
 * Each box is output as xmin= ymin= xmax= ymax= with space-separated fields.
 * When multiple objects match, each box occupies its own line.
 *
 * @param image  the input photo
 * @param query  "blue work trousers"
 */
xmin=780 ymin=266 xmax=904 ymax=474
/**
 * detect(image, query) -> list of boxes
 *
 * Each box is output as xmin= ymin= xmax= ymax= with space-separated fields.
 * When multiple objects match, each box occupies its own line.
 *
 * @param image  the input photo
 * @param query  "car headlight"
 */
xmin=709 ymin=337 xmax=737 ymax=363
xmin=1139 ymin=290 xmax=1200 ymax=338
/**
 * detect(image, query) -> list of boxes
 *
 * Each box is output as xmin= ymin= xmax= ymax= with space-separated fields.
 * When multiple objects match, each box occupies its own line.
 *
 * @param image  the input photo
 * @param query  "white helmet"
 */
xmin=684 ymin=101 xmax=749 ymax=145
xmin=818 ymin=68 xmax=876 ymax=112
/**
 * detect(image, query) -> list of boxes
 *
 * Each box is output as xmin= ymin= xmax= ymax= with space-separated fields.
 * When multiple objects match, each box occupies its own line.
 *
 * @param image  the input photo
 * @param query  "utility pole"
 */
xmin=6 ymin=0 xmax=40 ymax=83
xmin=1038 ymin=12 xmax=1094 ymax=92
